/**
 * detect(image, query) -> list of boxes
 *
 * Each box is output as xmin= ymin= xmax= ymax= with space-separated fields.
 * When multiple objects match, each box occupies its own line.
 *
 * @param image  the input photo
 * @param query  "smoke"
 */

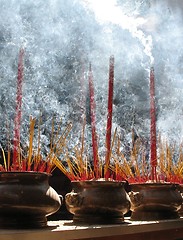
xmin=0 ymin=0 xmax=183 ymax=153
xmin=81 ymin=0 xmax=154 ymax=64
xmin=82 ymin=0 xmax=183 ymax=144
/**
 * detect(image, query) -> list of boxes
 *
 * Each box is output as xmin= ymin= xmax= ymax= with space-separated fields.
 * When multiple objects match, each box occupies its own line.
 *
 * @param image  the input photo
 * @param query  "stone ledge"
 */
xmin=0 ymin=217 xmax=183 ymax=240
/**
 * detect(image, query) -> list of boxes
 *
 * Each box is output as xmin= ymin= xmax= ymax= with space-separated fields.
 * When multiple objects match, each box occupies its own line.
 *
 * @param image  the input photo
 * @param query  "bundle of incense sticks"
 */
xmin=52 ymin=56 xmax=115 ymax=181
xmin=109 ymin=131 xmax=149 ymax=182
xmin=1 ymin=116 xmax=72 ymax=173
xmin=109 ymin=128 xmax=183 ymax=183
xmin=158 ymin=137 xmax=183 ymax=183
xmin=53 ymin=62 xmax=183 ymax=183
xmin=88 ymin=56 xmax=115 ymax=179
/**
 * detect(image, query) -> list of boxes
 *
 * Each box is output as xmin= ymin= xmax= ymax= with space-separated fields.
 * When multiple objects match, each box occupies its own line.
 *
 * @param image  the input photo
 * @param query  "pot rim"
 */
xmin=0 ymin=171 xmax=51 ymax=176
xmin=71 ymin=179 xmax=127 ymax=187
xmin=129 ymin=182 xmax=178 ymax=186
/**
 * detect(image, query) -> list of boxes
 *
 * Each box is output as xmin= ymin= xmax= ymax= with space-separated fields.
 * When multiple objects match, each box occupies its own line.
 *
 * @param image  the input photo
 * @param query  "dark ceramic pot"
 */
xmin=177 ymin=184 xmax=183 ymax=217
xmin=0 ymin=171 xmax=62 ymax=229
xmin=65 ymin=180 xmax=131 ymax=224
xmin=129 ymin=182 xmax=182 ymax=221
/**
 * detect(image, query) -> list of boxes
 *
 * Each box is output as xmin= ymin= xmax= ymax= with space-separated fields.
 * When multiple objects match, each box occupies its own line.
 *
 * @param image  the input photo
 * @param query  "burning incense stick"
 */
xmin=12 ymin=47 xmax=25 ymax=169
xmin=88 ymin=63 xmax=99 ymax=178
xmin=150 ymin=67 xmax=157 ymax=181
xmin=105 ymin=55 xmax=114 ymax=179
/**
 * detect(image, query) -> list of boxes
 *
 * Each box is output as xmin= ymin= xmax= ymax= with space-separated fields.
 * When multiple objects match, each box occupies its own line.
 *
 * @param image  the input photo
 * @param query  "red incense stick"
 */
xmin=12 ymin=47 xmax=25 ymax=169
xmin=150 ymin=67 xmax=157 ymax=181
xmin=88 ymin=63 xmax=99 ymax=178
xmin=80 ymin=59 xmax=87 ymax=120
xmin=105 ymin=56 xmax=114 ymax=179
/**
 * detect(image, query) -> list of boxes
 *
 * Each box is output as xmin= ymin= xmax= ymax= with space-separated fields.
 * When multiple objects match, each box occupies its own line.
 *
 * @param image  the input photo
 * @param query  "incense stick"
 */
xmin=27 ymin=116 xmax=36 ymax=171
xmin=105 ymin=56 xmax=114 ymax=179
xmin=150 ymin=67 xmax=157 ymax=181
xmin=12 ymin=47 xmax=24 ymax=169
xmin=88 ymin=63 xmax=99 ymax=178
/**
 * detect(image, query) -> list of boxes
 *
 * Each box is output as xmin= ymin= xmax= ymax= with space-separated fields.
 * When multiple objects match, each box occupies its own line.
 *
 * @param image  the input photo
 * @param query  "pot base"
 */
xmin=131 ymin=210 xmax=180 ymax=221
xmin=0 ymin=214 xmax=47 ymax=229
xmin=73 ymin=213 xmax=124 ymax=225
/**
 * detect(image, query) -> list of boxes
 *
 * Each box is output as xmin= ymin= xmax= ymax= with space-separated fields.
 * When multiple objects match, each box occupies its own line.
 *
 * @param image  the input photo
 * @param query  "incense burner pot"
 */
xmin=177 ymin=184 xmax=183 ymax=217
xmin=0 ymin=171 xmax=62 ymax=229
xmin=129 ymin=182 xmax=182 ymax=221
xmin=65 ymin=180 xmax=131 ymax=224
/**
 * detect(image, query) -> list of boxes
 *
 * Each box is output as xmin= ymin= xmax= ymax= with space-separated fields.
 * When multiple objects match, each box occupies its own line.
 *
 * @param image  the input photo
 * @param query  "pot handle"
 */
xmin=129 ymin=191 xmax=143 ymax=207
xmin=65 ymin=192 xmax=83 ymax=207
xmin=59 ymin=195 xmax=63 ymax=203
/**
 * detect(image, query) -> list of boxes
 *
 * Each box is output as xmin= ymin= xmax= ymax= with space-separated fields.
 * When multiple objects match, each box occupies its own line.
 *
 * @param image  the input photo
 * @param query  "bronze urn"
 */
xmin=65 ymin=180 xmax=131 ymax=224
xmin=177 ymin=184 xmax=183 ymax=217
xmin=129 ymin=182 xmax=182 ymax=221
xmin=0 ymin=171 xmax=62 ymax=228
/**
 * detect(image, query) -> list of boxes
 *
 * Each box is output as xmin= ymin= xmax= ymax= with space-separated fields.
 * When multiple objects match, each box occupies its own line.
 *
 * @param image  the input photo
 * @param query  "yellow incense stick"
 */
xmin=27 ymin=116 xmax=36 ymax=170
xmin=1 ymin=148 xmax=7 ymax=171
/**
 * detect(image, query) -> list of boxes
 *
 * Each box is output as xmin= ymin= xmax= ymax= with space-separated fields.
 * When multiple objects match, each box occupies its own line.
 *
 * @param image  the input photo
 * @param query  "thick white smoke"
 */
xmin=0 ymin=0 xmax=183 ymax=153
